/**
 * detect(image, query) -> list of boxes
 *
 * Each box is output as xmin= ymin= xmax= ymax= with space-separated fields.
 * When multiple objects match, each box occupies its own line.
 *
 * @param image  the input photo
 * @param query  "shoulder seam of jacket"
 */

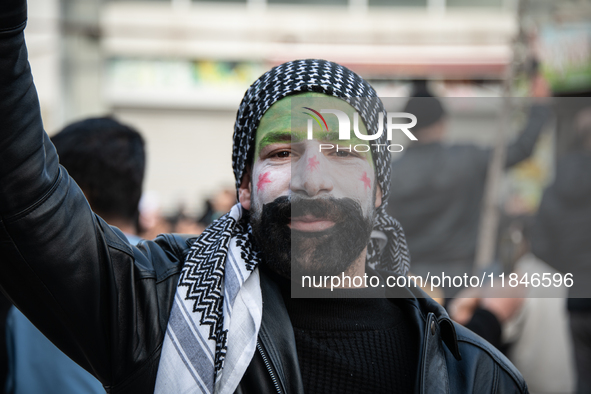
xmin=0 ymin=20 xmax=26 ymax=34
xmin=3 ymin=166 xmax=62 ymax=223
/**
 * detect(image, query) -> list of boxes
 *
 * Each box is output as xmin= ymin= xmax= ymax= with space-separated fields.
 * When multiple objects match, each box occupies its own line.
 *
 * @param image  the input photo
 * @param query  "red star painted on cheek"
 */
xmin=361 ymin=172 xmax=371 ymax=190
xmin=307 ymin=156 xmax=320 ymax=171
xmin=257 ymin=172 xmax=272 ymax=190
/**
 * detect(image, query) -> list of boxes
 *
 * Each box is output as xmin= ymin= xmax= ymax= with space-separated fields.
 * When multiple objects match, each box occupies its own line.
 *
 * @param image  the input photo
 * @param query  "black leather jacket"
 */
xmin=0 ymin=4 xmax=528 ymax=393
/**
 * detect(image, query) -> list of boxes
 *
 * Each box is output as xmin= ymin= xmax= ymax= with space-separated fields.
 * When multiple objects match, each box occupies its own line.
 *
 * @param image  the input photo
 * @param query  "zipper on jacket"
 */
xmin=257 ymin=341 xmax=283 ymax=394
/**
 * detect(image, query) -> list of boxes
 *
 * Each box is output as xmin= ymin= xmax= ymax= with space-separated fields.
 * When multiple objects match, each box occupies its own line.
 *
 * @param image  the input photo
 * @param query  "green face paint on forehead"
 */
xmin=254 ymin=92 xmax=373 ymax=162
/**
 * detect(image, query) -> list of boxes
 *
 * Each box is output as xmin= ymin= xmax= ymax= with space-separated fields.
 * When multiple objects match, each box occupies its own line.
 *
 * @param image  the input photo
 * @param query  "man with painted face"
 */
xmin=0 ymin=2 xmax=527 ymax=393
xmin=246 ymin=94 xmax=393 ymax=281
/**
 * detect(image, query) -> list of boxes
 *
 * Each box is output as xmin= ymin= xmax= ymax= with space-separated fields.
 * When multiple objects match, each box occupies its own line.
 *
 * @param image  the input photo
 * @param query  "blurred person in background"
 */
xmin=447 ymin=218 xmax=528 ymax=353
xmin=387 ymin=77 xmax=551 ymax=296
xmin=138 ymin=192 xmax=173 ymax=240
xmin=0 ymin=3 xmax=530 ymax=391
xmin=532 ymin=106 xmax=591 ymax=394
xmin=450 ymin=217 xmax=576 ymax=394
xmin=5 ymin=117 xmax=146 ymax=394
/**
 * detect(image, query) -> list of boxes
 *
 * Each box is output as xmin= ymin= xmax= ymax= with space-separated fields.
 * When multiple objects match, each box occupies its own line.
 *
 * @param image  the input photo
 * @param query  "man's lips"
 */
xmin=289 ymin=215 xmax=335 ymax=232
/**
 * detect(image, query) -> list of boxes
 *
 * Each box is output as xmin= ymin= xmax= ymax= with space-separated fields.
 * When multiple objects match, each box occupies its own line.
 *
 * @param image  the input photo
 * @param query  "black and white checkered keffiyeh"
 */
xmin=233 ymin=58 xmax=410 ymax=274
xmin=156 ymin=59 xmax=411 ymax=394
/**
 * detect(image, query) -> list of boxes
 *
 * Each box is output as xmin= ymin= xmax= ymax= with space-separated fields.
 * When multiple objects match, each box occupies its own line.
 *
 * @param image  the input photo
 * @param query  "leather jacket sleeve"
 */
xmin=0 ymin=3 xmax=186 ymax=391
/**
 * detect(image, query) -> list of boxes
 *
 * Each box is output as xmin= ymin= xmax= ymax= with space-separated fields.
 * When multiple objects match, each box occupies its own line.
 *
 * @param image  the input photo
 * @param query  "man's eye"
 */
xmin=335 ymin=151 xmax=351 ymax=157
xmin=274 ymin=151 xmax=290 ymax=158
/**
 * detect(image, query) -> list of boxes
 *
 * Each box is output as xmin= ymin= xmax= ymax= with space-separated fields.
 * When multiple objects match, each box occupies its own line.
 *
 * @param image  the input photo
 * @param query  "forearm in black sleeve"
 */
xmin=0 ymin=0 xmax=57 ymax=216
xmin=0 ymin=0 xmax=26 ymax=32
xmin=0 ymin=0 xmax=119 ymax=384
xmin=505 ymin=104 xmax=552 ymax=168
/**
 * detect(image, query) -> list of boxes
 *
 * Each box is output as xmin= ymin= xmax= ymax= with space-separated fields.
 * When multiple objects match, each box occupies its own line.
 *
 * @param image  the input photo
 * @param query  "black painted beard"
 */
xmin=250 ymin=195 xmax=374 ymax=279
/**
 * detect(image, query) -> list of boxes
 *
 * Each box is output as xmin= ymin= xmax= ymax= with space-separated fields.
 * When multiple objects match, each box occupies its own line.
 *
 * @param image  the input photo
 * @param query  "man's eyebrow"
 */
xmin=258 ymin=131 xmax=304 ymax=149
xmin=318 ymin=130 xmax=364 ymax=145
xmin=318 ymin=130 xmax=341 ymax=142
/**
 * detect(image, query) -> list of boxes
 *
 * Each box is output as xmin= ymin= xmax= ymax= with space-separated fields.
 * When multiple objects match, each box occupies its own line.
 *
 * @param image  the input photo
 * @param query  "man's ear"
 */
xmin=375 ymin=183 xmax=382 ymax=208
xmin=238 ymin=167 xmax=252 ymax=211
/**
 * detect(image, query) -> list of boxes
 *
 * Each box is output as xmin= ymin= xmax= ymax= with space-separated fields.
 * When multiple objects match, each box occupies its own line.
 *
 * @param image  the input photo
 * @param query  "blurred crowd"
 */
xmin=386 ymin=78 xmax=591 ymax=394
xmin=138 ymin=187 xmax=236 ymax=241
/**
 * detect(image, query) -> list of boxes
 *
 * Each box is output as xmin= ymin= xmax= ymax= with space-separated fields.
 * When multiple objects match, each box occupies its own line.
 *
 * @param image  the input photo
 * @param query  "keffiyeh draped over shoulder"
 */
xmin=155 ymin=59 xmax=411 ymax=394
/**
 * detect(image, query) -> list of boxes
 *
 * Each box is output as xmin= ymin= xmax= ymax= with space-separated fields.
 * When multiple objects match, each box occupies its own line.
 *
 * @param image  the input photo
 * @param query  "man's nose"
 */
xmin=290 ymin=144 xmax=333 ymax=197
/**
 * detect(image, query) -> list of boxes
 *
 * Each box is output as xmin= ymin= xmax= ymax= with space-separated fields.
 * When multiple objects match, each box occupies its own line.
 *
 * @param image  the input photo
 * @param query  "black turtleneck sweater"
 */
xmin=275 ymin=271 xmax=419 ymax=394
